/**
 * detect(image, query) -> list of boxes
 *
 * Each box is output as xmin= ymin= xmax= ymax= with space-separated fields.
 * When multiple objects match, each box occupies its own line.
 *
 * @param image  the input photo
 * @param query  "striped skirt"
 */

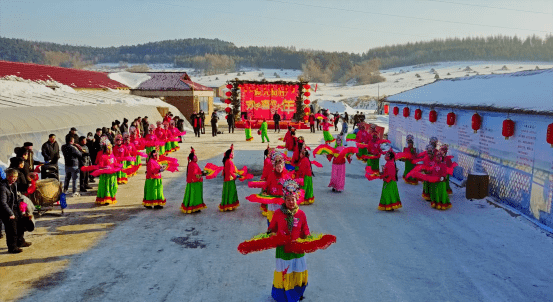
xmin=271 ymin=246 xmax=308 ymax=302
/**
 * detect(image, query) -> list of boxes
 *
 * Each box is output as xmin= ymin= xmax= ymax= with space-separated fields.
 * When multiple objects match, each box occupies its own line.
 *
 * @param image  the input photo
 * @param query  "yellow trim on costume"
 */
xmin=378 ymin=204 xmax=403 ymax=211
xmin=273 ymin=271 xmax=308 ymax=291
xmin=181 ymin=205 xmax=207 ymax=213
xmin=266 ymin=210 xmax=275 ymax=222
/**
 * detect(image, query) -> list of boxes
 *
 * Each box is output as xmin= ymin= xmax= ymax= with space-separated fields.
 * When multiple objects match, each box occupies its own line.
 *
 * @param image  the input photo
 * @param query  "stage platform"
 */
xmin=234 ymin=120 xmax=310 ymax=130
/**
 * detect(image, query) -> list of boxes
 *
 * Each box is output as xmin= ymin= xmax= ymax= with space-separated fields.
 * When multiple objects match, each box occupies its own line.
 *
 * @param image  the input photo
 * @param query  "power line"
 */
xmin=266 ymin=0 xmax=550 ymax=33
xmin=148 ymin=1 xmax=433 ymax=39
xmin=426 ymin=0 xmax=553 ymax=15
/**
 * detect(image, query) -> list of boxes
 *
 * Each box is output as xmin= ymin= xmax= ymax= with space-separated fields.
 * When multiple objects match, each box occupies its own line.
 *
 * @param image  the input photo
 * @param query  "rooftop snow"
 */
xmin=388 ymin=68 xmax=553 ymax=113
xmin=134 ymin=73 xmax=213 ymax=91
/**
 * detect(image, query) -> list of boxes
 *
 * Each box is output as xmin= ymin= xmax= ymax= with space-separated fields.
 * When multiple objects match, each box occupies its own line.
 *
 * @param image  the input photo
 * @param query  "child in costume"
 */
xmin=143 ymin=149 xmax=167 ymax=209
xmin=154 ymin=121 xmax=167 ymax=155
xmin=377 ymin=150 xmax=402 ymax=211
xmin=182 ymin=147 xmax=208 ymax=213
xmin=321 ymin=118 xmax=335 ymax=144
xmin=268 ymin=180 xmax=310 ymax=302
xmin=296 ymin=148 xmax=314 ymax=205
xmin=245 ymin=117 xmax=254 ymax=142
xmin=402 ymin=135 xmax=418 ymax=185
xmin=260 ymin=118 xmax=270 ymax=143
xmin=95 ymin=140 xmax=119 ymax=205
xmin=220 ymin=145 xmax=240 ymax=211
xmin=113 ymin=134 xmax=130 ymax=184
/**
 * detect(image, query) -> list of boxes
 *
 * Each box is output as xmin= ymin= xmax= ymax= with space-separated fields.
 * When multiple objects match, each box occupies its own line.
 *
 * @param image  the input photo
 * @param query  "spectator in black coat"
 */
xmin=79 ymin=136 xmax=92 ymax=192
xmin=23 ymin=142 xmax=43 ymax=171
xmin=41 ymin=134 xmax=60 ymax=180
xmin=120 ymin=118 xmax=129 ymax=134
xmin=61 ymin=136 xmax=82 ymax=196
xmin=65 ymin=127 xmax=79 ymax=147
xmin=227 ymin=112 xmax=235 ymax=134
xmin=0 ymin=169 xmax=29 ymax=253
xmin=8 ymin=157 xmax=28 ymax=195
xmin=273 ymin=112 xmax=281 ymax=133
xmin=142 ymin=116 xmax=149 ymax=136
xmin=176 ymin=117 xmax=185 ymax=142
xmin=199 ymin=110 xmax=206 ymax=134
xmin=191 ymin=112 xmax=202 ymax=137
xmin=211 ymin=111 xmax=219 ymax=137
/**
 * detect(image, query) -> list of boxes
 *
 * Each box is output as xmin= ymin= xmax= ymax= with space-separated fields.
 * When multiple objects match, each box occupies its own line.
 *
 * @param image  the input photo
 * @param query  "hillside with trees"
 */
xmin=1 ymin=35 xmax=552 ymax=84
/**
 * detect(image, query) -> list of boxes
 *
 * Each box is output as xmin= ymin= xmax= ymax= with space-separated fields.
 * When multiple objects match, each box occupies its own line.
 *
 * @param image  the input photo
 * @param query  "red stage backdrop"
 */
xmin=239 ymin=83 xmax=299 ymax=120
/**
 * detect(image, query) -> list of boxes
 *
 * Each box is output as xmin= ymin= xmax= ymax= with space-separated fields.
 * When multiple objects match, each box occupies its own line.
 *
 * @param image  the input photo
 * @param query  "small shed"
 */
xmin=387 ymin=69 xmax=553 ymax=228
xmin=130 ymin=72 xmax=214 ymax=123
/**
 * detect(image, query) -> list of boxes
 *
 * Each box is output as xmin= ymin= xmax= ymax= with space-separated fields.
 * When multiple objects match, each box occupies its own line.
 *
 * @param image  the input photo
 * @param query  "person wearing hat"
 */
xmin=65 ymin=127 xmax=80 ymax=147
xmin=181 ymin=147 xmax=208 ymax=213
xmin=220 ymin=145 xmax=240 ymax=212
xmin=120 ymin=118 xmax=129 ymax=134
xmin=22 ymin=142 xmax=44 ymax=171
xmin=0 ymin=168 xmax=31 ymax=253
xmin=111 ymin=121 xmax=121 ymax=137
xmin=154 ymin=122 xmax=167 ymax=155
xmin=296 ymin=148 xmax=315 ymax=205
xmin=143 ymin=148 xmax=167 ymax=209
xmin=377 ymin=150 xmax=402 ymax=211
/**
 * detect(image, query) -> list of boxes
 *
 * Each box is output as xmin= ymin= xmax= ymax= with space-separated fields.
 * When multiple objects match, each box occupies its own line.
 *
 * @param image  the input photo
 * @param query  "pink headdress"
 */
xmin=279 ymin=178 xmax=301 ymax=197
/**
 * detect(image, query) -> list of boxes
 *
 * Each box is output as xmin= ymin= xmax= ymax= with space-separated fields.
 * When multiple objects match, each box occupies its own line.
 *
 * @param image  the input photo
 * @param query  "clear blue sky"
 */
xmin=1 ymin=0 xmax=551 ymax=53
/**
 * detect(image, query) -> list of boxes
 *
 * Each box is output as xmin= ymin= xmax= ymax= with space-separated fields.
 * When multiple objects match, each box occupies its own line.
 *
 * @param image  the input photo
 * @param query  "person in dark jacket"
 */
xmin=333 ymin=112 xmax=340 ymax=131
xmin=176 ymin=117 xmax=185 ymax=142
xmin=211 ymin=111 xmax=219 ymax=137
xmin=23 ymin=142 xmax=44 ymax=171
xmin=308 ymin=113 xmax=316 ymax=133
xmin=79 ymin=136 xmax=92 ymax=192
xmin=142 ymin=116 xmax=149 ymax=136
xmin=0 ymin=168 xmax=30 ymax=253
xmin=41 ymin=134 xmax=60 ymax=180
xmin=8 ymin=157 xmax=28 ymax=195
xmin=65 ymin=127 xmax=80 ymax=146
xmin=199 ymin=110 xmax=206 ymax=134
xmin=227 ymin=112 xmax=235 ymax=134
xmin=61 ymin=136 xmax=83 ymax=196
xmin=273 ymin=112 xmax=281 ymax=133
xmin=191 ymin=112 xmax=202 ymax=137
xmin=316 ymin=110 xmax=322 ymax=131
xmin=137 ymin=117 xmax=145 ymax=137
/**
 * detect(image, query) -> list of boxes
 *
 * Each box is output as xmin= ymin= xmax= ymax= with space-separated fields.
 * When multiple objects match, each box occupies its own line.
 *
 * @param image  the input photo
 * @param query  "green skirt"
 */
xmin=145 ymin=146 xmax=155 ymax=155
xmin=245 ymin=128 xmax=253 ymax=141
xmin=301 ymin=175 xmax=314 ymax=205
xmin=96 ymin=173 xmax=118 ymax=205
xmin=182 ymin=182 xmax=207 ymax=213
xmin=220 ymin=180 xmax=239 ymax=211
xmin=445 ymin=175 xmax=452 ymax=194
xmin=116 ymin=161 xmax=129 ymax=184
xmin=379 ymin=180 xmax=402 ymax=211
xmin=367 ymin=158 xmax=380 ymax=172
xmin=158 ymin=144 xmax=166 ymax=155
xmin=164 ymin=142 xmax=172 ymax=153
xmin=143 ymin=178 xmax=166 ymax=207
xmin=403 ymin=160 xmax=418 ymax=184
xmin=431 ymin=181 xmax=451 ymax=210
xmin=357 ymin=148 xmax=368 ymax=161
xmin=422 ymin=181 xmax=431 ymax=200
xmin=323 ymin=131 xmax=334 ymax=142
xmin=134 ymin=155 xmax=142 ymax=166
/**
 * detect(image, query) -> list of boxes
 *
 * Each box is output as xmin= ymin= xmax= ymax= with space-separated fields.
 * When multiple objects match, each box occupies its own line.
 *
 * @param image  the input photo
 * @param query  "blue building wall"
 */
xmin=387 ymin=102 xmax=553 ymax=229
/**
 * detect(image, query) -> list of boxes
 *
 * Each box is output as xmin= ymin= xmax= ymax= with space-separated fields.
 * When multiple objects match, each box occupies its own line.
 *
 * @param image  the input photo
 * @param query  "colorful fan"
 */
xmin=283 ymin=234 xmax=337 ymax=254
xmin=248 ymin=181 xmax=267 ymax=189
xmin=246 ymin=194 xmax=285 ymax=205
xmin=365 ymin=167 xmax=382 ymax=181
xmin=311 ymin=160 xmax=323 ymax=168
xmin=315 ymin=113 xmax=325 ymax=120
xmin=204 ymin=163 xmax=223 ymax=179
xmin=237 ymin=233 xmax=290 ymax=255
xmin=313 ymin=144 xmax=338 ymax=157
xmin=276 ymin=145 xmax=286 ymax=149
xmin=335 ymin=147 xmax=359 ymax=162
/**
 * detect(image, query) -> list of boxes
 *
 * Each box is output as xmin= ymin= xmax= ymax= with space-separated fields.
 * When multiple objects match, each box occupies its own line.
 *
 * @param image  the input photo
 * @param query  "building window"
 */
xmin=199 ymin=96 xmax=209 ymax=112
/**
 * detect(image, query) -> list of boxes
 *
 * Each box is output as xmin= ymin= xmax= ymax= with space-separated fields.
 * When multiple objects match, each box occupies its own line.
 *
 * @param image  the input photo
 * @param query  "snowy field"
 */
xmin=19 ymin=146 xmax=553 ymax=302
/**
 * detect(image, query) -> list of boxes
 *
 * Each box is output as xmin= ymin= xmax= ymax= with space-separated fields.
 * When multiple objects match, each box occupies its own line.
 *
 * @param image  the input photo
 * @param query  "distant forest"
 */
xmin=1 ymin=35 xmax=552 ymax=83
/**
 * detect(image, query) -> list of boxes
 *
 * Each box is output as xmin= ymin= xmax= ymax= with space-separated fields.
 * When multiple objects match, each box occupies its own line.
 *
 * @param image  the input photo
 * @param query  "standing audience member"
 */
xmin=226 ymin=112 xmax=235 ymax=134
xmin=342 ymin=117 xmax=349 ymax=135
xmin=333 ymin=112 xmax=340 ymax=131
xmin=176 ymin=117 xmax=186 ymax=142
xmin=211 ymin=110 xmax=219 ymax=137
xmin=199 ymin=110 xmax=206 ymax=135
xmin=41 ymin=134 xmax=60 ymax=179
xmin=65 ymin=127 xmax=79 ymax=146
xmin=8 ymin=157 xmax=28 ymax=195
xmin=137 ymin=117 xmax=144 ymax=137
xmin=191 ymin=112 xmax=202 ymax=137
xmin=316 ymin=110 xmax=322 ymax=131
xmin=120 ymin=118 xmax=129 ymax=134
xmin=61 ymin=136 xmax=83 ymax=197
xmin=0 ymin=168 xmax=31 ymax=253
xmin=23 ymin=142 xmax=43 ymax=171
xmin=344 ymin=112 xmax=349 ymax=124
xmin=142 ymin=116 xmax=150 ymax=136
xmin=273 ymin=111 xmax=281 ymax=133
xmin=78 ymin=136 xmax=92 ymax=193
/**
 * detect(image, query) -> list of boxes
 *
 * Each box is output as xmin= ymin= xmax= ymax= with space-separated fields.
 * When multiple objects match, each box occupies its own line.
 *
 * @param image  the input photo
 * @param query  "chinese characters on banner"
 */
xmin=239 ymin=83 xmax=299 ymax=120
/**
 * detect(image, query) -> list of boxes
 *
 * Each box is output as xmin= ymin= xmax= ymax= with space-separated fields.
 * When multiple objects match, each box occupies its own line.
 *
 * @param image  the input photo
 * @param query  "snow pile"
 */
xmin=0 ymin=75 xmax=76 ymax=95
xmin=108 ymin=72 xmax=151 ymax=89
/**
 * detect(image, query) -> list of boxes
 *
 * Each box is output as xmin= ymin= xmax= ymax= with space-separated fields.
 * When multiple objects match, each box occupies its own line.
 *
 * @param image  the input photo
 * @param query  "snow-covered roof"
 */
xmin=388 ymin=68 xmax=553 ymax=114
xmin=0 ymin=60 xmax=128 ymax=89
xmin=133 ymin=72 xmax=213 ymax=91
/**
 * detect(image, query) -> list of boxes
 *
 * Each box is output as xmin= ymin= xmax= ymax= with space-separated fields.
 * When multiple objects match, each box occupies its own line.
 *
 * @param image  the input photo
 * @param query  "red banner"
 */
xmin=239 ymin=84 xmax=299 ymax=120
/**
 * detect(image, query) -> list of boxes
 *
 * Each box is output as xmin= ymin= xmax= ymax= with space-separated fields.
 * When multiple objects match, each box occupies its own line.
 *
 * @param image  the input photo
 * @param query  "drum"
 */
xmin=31 ymin=178 xmax=62 ymax=208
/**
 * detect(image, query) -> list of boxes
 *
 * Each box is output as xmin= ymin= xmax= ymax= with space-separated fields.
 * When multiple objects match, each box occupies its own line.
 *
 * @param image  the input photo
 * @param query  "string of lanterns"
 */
xmin=302 ymin=84 xmax=311 ymax=122
xmin=387 ymin=105 xmax=553 ymax=142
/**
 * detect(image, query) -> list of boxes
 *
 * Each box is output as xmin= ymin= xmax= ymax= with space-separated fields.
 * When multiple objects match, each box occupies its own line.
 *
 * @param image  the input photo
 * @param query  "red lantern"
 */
xmin=429 ymin=110 xmax=437 ymax=123
xmin=303 ymin=115 xmax=309 ymax=121
xmin=547 ymin=123 xmax=553 ymax=147
xmin=304 ymin=107 xmax=310 ymax=113
xmin=224 ymin=98 xmax=232 ymax=105
xmin=403 ymin=107 xmax=410 ymax=118
xmin=225 ymin=91 xmax=232 ymax=97
xmin=446 ymin=112 xmax=456 ymax=127
xmin=303 ymin=99 xmax=310 ymax=105
xmin=472 ymin=113 xmax=481 ymax=133
xmin=303 ymin=84 xmax=311 ymax=90
xmin=393 ymin=106 xmax=399 ymax=116
xmin=384 ymin=105 xmax=389 ymax=114
xmin=502 ymin=119 xmax=515 ymax=140
xmin=414 ymin=109 xmax=422 ymax=120
xmin=226 ymin=84 xmax=233 ymax=89
xmin=225 ymin=107 xmax=231 ymax=113
xmin=304 ymin=92 xmax=311 ymax=97
xmin=225 ymin=115 xmax=228 ymax=119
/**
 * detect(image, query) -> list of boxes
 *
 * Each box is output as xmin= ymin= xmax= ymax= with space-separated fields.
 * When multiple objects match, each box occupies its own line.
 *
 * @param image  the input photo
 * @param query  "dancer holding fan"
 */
xmin=143 ymin=149 xmax=167 ymax=209
xmin=181 ymin=147 xmax=208 ymax=213
xmin=220 ymin=145 xmax=240 ymax=212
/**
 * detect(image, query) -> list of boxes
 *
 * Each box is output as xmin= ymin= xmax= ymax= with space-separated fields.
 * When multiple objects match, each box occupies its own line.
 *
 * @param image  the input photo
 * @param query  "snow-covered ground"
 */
xmin=19 ymin=148 xmax=553 ymax=301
